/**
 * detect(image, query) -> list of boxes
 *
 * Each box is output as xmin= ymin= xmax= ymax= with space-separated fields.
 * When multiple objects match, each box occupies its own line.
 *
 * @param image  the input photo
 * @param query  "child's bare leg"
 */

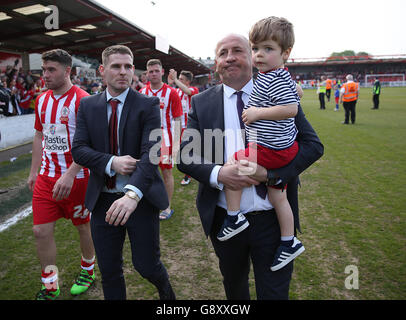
xmin=216 ymin=156 xmax=249 ymax=241
xmin=225 ymin=155 xmax=242 ymax=212
xmin=268 ymin=187 xmax=294 ymax=237
xmin=225 ymin=188 xmax=243 ymax=212
xmin=268 ymin=186 xmax=305 ymax=271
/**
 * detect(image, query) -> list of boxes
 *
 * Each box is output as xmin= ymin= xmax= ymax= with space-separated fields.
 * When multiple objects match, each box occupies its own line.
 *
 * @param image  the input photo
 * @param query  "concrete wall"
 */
xmin=0 ymin=114 xmax=35 ymax=150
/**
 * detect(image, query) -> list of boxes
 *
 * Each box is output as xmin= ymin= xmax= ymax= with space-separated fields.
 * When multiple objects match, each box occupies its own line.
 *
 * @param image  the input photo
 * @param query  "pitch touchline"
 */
xmin=0 ymin=206 xmax=32 ymax=233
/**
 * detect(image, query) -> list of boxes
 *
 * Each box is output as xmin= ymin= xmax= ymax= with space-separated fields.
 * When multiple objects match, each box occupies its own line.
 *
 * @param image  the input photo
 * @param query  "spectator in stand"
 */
xmin=140 ymin=71 xmax=149 ymax=86
xmin=0 ymin=80 xmax=11 ymax=116
xmin=131 ymin=74 xmax=144 ymax=91
xmin=33 ymin=78 xmax=46 ymax=99
xmin=7 ymin=78 xmax=22 ymax=115
xmin=19 ymin=82 xmax=35 ymax=114
xmin=90 ymin=82 xmax=101 ymax=95
xmin=5 ymin=64 xmax=18 ymax=82
xmin=16 ymin=76 xmax=26 ymax=97
xmin=1 ymin=76 xmax=7 ymax=88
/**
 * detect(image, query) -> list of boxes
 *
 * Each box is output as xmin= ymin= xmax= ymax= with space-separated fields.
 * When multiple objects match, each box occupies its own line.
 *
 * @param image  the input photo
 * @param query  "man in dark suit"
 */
xmin=177 ymin=34 xmax=324 ymax=299
xmin=72 ymin=45 xmax=175 ymax=300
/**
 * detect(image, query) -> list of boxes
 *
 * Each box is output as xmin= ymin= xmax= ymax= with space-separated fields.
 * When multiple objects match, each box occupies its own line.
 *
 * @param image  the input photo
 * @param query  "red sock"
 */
xmin=81 ymin=257 xmax=95 ymax=275
xmin=41 ymin=269 xmax=58 ymax=292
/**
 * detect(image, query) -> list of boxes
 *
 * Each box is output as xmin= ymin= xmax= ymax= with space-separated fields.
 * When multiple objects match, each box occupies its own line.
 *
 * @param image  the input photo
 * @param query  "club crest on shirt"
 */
xmin=59 ymin=106 xmax=70 ymax=123
xmin=49 ymin=124 xmax=56 ymax=135
xmin=159 ymin=97 xmax=165 ymax=109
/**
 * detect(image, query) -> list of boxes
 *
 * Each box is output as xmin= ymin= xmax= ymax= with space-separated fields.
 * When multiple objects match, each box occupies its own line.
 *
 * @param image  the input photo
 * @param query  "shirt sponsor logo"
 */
xmin=43 ymin=123 xmax=69 ymax=153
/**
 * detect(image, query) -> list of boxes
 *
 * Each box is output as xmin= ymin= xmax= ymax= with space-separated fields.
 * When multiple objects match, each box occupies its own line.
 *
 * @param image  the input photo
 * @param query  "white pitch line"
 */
xmin=0 ymin=205 xmax=32 ymax=232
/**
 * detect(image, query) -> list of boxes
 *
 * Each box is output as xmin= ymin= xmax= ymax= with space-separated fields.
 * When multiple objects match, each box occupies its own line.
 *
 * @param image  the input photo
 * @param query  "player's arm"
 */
xmin=52 ymin=161 xmax=83 ymax=201
xmin=242 ymin=103 xmax=298 ymax=125
xmin=27 ymin=130 xmax=43 ymax=192
xmin=168 ymin=69 xmax=192 ymax=95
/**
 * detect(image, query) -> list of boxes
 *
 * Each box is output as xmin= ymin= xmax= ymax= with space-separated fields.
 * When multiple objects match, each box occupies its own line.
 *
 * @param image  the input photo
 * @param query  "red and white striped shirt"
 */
xmin=176 ymin=86 xmax=199 ymax=129
xmin=139 ymin=83 xmax=182 ymax=147
xmin=34 ymin=85 xmax=89 ymax=179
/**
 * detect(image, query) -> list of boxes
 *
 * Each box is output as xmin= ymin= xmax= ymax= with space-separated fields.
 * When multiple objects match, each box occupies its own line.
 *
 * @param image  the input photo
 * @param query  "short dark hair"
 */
xmin=249 ymin=16 xmax=295 ymax=52
xmin=102 ymin=45 xmax=133 ymax=65
xmin=146 ymin=59 xmax=162 ymax=68
xmin=180 ymin=70 xmax=193 ymax=83
xmin=42 ymin=49 xmax=72 ymax=67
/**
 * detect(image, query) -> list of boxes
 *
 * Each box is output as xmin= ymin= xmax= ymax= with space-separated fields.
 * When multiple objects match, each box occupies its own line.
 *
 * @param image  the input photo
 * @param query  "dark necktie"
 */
xmin=106 ymin=99 xmax=119 ymax=189
xmin=235 ymin=91 xmax=267 ymax=199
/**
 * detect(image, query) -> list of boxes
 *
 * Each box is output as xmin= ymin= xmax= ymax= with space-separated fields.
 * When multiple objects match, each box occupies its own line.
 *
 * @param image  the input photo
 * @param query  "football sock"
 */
xmin=81 ymin=256 xmax=95 ymax=275
xmin=41 ymin=269 xmax=58 ymax=292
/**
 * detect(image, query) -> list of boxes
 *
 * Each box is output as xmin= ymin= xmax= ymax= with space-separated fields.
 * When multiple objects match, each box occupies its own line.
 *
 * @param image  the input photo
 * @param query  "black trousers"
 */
xmin=91 ymin=193 xmax=171 ymax=300
xmin=209 ymin=206 xmax=293 ymax=300
xmin=343 ymin=100 xmax=357 ymax=124
xmin=373 ymin=94 xmax=380 ymax=109
xmin=326 ymin=89 xmax=331 ymax=101
xmin=319 ymin=93 xmax=325 ymax=109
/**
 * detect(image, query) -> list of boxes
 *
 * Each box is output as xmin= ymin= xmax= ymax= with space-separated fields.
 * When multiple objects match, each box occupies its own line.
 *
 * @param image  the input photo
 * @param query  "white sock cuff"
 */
xmin=82 ymin=256 xmax=95 ymax=264
xmin=281 ymin=236 xmax=294 ymax=241
xmin=42 ymin=274 xmax=58 ymax=283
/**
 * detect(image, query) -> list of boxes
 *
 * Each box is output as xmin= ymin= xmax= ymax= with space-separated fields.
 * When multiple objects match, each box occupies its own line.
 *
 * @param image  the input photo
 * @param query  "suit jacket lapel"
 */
xmin=118 ymin=88 xmax=132 ymax=153
xmin=210 ymin=85 xmax=225 ymax=131
xmin=98 ymin=91 xmax=110 ymax=153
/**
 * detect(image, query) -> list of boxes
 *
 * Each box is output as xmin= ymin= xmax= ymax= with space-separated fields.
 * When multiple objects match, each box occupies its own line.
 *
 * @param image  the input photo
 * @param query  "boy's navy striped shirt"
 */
xmin=245 ymin=68 xmax=299 ymax=150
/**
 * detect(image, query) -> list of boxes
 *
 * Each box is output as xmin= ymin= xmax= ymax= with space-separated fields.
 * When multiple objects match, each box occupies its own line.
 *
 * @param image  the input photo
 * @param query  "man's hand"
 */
xmin=168 ymin=69 xmax=177 ymax=82
xmin=237 ymin=159 xmax=267 ymax=183
xmin=111 ymin=155 xmax=139 ymax=175
xmin=105 ymin=196 xmax=138 ymax=226
xmin=27 ymin=173 xmax=37 ymax=192
xmin=242 ymin=107 xmax=261 ymax=125
xmin=218 ymin=163 xmax=260 ymax=190
xmin=52 ymin=172 xmax=75 ymax=201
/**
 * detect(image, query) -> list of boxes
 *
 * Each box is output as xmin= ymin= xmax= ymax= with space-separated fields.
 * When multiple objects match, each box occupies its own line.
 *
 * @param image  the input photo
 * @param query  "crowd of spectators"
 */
xmin=0 ymin=63 xmax=216 ymax=118
xmin=0 ymin=63 xmax=46 ymax=117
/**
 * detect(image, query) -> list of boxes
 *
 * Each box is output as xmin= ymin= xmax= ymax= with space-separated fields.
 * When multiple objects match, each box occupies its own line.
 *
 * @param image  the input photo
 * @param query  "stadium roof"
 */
xmin=287 ymin=54 xmax=406 ymax=67
xmin=0 ymin=0 xmax=211 ymax=75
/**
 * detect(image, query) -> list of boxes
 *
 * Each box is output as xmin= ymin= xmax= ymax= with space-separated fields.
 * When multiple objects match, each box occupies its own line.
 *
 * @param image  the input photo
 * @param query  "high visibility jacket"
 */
xmin=326 ymin=79 xmax=332 ymax=89
xmin=373 ymin=81 xmax=381 ymax=95
xmin=342 ymin=81 xmax=359 ymax=102
xmin=318 ymin=81 xmax=326 ymax=93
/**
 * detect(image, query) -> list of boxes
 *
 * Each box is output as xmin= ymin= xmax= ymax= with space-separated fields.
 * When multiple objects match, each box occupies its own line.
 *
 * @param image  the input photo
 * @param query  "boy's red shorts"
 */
xmin=234 ymin=141 xmax=298 ymax=170
xmin=234 ymin=141 xmax=299 ymax=189
xmin=32 ymin=174 xmax=90 ymax=226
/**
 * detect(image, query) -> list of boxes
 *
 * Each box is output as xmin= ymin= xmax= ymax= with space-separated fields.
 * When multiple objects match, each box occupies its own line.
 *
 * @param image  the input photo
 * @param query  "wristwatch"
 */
xmin=125 ymin=190 xmax=140 ymax=202
xmin=266 ymin=170 xmax=279 ymax=187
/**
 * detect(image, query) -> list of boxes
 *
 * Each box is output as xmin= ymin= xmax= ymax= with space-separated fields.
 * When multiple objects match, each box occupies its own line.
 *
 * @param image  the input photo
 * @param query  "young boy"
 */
xmin=334 ymin=84 xmax=340 ymax=111
xmin=217 ymin=16 xmax=305 ymax=271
